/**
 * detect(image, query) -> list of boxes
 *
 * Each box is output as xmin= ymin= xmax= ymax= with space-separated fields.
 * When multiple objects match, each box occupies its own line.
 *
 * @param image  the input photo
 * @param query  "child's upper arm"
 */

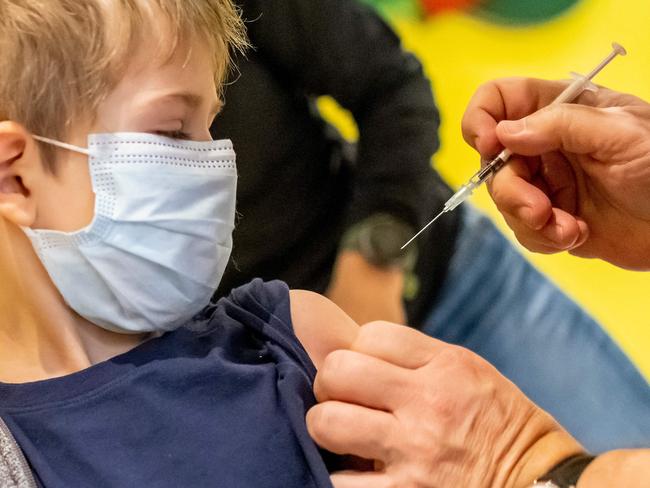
xmin=289 ymin=290 xmax=359 ymax=370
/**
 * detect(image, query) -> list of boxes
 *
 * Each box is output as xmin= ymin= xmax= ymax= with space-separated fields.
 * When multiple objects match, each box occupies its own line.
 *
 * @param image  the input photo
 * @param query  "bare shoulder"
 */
xmin=289 ymin=290 xmax=359 ymax=370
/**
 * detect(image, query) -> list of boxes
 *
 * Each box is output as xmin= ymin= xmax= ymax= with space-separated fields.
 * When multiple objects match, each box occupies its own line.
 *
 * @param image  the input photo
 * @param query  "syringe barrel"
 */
xmin=553 ymin=76 xmax=589 ymax=104
xmin=475 ymin=148 xmax=512 ymax=184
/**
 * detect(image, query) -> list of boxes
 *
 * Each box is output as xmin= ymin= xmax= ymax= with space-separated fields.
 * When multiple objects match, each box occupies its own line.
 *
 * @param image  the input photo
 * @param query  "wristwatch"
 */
xmin=340 ymin=214 xmax=418 ymax=271
xmin=529 ymin=453 xmax=596 ymax=488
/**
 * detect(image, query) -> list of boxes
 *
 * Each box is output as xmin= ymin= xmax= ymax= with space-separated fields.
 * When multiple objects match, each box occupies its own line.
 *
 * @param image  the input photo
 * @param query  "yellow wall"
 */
xmin=320 ymin=0 xmax=650 ymax=378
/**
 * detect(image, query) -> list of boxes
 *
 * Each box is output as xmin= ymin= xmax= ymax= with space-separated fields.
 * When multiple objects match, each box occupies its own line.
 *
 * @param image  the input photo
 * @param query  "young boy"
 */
xmin=0 ymin=1 xmax=358 ymax=486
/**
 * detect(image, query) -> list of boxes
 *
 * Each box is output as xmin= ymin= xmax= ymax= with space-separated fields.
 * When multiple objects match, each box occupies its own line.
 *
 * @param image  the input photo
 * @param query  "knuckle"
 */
xmin=362 ymin=319 xmax=396 ymax=331
xmin=521 ymin=76 xmax=537 ymax=94
xmin=356 ymin=320 xmax=396 ymax=345
xmin=305 ymin=405 xmax=328 ymax=438
xmin=377 ymin=429 xmax=397 ymax=463
xmin=434 ymin=346 xmax=488 ymax=386
xmin=318 ymin=350 xmax=354 ymax=394
xmin=438 ymin=344 xmax=474 ymax=365
xmin=476 ymin=78 xmax=505 ymax=95
xmin=460 ymin=113 xmax=472 ymax=134
xmin=471 ymin=80 xmax=491 ymax=99
xmin=604 ymin=106 xmax=649 ymax=144
xmin=466 ymin=79 xmax=500 ymax=109
xmin=320 ymin=349 xmax=350 ymax=380
xmin=536 ymin=103 xmax=564 ymax=128
xmin=460 ymin=110 xmax=480 ymax=141
xmin=489 ymin=183 xmax=510 ymax=208
xmin=555 ymin=104 xmax=574 ymax=131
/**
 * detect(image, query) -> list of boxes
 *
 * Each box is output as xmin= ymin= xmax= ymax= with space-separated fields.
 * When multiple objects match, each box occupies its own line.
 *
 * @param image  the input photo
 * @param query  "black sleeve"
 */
xmin=239 ymin=0 xmax=442 ymax=231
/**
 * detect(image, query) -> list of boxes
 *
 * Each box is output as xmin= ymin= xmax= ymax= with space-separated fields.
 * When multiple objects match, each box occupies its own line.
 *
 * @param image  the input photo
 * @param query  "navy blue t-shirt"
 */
xmin=0 ymin=280 xmax=334 ymax=487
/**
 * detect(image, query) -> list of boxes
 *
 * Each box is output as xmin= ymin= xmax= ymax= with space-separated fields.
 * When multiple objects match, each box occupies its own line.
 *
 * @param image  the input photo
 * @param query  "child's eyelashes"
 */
xmin=155 ymin=130 xmax=192 ymax=140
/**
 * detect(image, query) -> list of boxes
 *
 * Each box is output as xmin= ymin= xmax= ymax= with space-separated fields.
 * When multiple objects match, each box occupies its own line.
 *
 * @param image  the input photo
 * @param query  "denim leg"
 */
xmin=422 ymin=206 xmax=650 ymax=453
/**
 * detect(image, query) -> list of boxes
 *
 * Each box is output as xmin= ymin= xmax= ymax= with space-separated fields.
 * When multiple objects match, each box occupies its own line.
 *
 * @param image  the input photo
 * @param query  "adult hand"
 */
xmin=462 ymin=78 xmax=650 ymax=270
xmin=325 ymin=250 xmax=407 ymax=325
xmin=307 ymin=322 xmax=583 ymax=487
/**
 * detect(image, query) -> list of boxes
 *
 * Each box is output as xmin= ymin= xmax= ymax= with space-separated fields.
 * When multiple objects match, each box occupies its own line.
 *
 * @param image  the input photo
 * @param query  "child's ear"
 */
xmin=0 ymin=121 xmax=39 ymax=227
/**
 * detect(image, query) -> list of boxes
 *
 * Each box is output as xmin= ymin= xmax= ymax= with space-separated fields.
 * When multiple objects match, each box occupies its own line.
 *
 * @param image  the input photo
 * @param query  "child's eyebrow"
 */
xmin=157 ymin=93 xmax=223 ymax=118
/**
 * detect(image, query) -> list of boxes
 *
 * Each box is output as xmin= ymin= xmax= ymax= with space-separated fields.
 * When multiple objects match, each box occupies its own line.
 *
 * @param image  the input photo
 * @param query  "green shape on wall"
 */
xmin=359 ymin=0 xmax=421 ymax=20
xmin=473 ymin=0 xmax=581 ymax=25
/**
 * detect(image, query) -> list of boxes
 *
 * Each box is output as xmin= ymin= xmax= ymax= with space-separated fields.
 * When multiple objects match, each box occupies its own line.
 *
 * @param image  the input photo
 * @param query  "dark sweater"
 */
xmin=212 ymin=0 xmax=460 ymax=325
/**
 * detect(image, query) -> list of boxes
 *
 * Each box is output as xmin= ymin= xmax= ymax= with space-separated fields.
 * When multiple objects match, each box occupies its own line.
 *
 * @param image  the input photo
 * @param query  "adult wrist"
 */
xmin=510 ymin=429 xmax=584 ymax=488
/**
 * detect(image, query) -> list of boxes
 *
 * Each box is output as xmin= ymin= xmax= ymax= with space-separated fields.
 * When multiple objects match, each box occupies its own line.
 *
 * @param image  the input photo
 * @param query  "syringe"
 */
xmin=401 ymin=42 xmax=627 ymax=250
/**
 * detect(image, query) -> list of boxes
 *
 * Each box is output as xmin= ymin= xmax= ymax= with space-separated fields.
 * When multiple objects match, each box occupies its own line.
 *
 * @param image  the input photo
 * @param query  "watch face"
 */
xmin=365 ymin=221 xmax=410 ymax=261
xmin=342 ymin=215 xmax=417 ymax=269
xmin=361 ymin=217 xmax=416 ymax=266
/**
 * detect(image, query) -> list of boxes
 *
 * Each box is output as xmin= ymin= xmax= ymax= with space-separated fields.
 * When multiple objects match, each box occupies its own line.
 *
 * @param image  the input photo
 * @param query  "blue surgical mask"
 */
xmin=26 ymin=132 xmax=237 ymax=334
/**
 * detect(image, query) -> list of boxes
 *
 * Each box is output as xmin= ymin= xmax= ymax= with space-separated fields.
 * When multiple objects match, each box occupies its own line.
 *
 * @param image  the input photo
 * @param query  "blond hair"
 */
xmin=0 ymin=0 xmax=247 ymax=168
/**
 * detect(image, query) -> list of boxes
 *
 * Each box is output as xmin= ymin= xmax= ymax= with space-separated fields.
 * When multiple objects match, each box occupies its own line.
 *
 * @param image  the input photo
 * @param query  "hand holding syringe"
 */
xmin=402 ymin=42 xmax=627 ymax=250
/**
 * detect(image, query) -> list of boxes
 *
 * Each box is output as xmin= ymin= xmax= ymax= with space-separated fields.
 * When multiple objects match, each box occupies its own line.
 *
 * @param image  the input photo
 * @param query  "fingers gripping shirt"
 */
xmin=0 ymin=280 xmax=335 ymax=488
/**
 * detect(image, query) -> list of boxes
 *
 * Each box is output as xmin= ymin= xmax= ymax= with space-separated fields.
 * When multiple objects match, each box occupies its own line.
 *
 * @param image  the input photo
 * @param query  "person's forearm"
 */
xmin=326 ymin=250 xmax=406 ymax=325
xmin=577 ymin=449 xmax=650 ymax=488
xmin=333 ymin=251 xmax=405 ymax=294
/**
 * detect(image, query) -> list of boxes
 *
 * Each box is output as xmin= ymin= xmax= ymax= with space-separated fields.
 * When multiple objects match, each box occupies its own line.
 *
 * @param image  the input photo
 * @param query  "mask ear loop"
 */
xmin=32 ymin=135 xmax=90 ymax=156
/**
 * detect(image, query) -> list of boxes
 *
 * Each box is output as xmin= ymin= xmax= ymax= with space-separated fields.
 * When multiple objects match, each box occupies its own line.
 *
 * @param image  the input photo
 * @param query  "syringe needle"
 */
xmin=401 ymin=209 xmax=446 ymax=250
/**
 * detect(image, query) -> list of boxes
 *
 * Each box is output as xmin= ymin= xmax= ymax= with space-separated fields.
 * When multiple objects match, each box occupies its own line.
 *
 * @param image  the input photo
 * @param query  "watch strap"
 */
xmin=535 ymin=453 xmax=596 ymax=487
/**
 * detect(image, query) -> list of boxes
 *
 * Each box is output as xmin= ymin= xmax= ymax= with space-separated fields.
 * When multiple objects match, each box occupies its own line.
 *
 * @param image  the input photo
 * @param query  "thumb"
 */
xmin=495 ymin=104 xmax=626 ymax=158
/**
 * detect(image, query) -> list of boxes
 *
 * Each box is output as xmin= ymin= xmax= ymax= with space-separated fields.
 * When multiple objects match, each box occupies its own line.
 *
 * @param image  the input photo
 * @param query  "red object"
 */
xmin=420 ymin=0 xmax=479 ymax=14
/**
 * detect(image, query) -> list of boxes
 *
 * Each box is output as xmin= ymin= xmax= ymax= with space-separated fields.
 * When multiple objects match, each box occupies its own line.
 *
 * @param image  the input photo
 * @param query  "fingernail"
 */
xmin=500 ymin=119 xmax=526 ymax=135
xmin=553 ymin=223 xmax=579 ymax=250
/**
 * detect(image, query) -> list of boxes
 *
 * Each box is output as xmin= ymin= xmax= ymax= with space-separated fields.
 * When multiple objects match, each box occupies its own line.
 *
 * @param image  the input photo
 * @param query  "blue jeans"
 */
xmin=423 ymin=207 xmax=650 ymax=453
